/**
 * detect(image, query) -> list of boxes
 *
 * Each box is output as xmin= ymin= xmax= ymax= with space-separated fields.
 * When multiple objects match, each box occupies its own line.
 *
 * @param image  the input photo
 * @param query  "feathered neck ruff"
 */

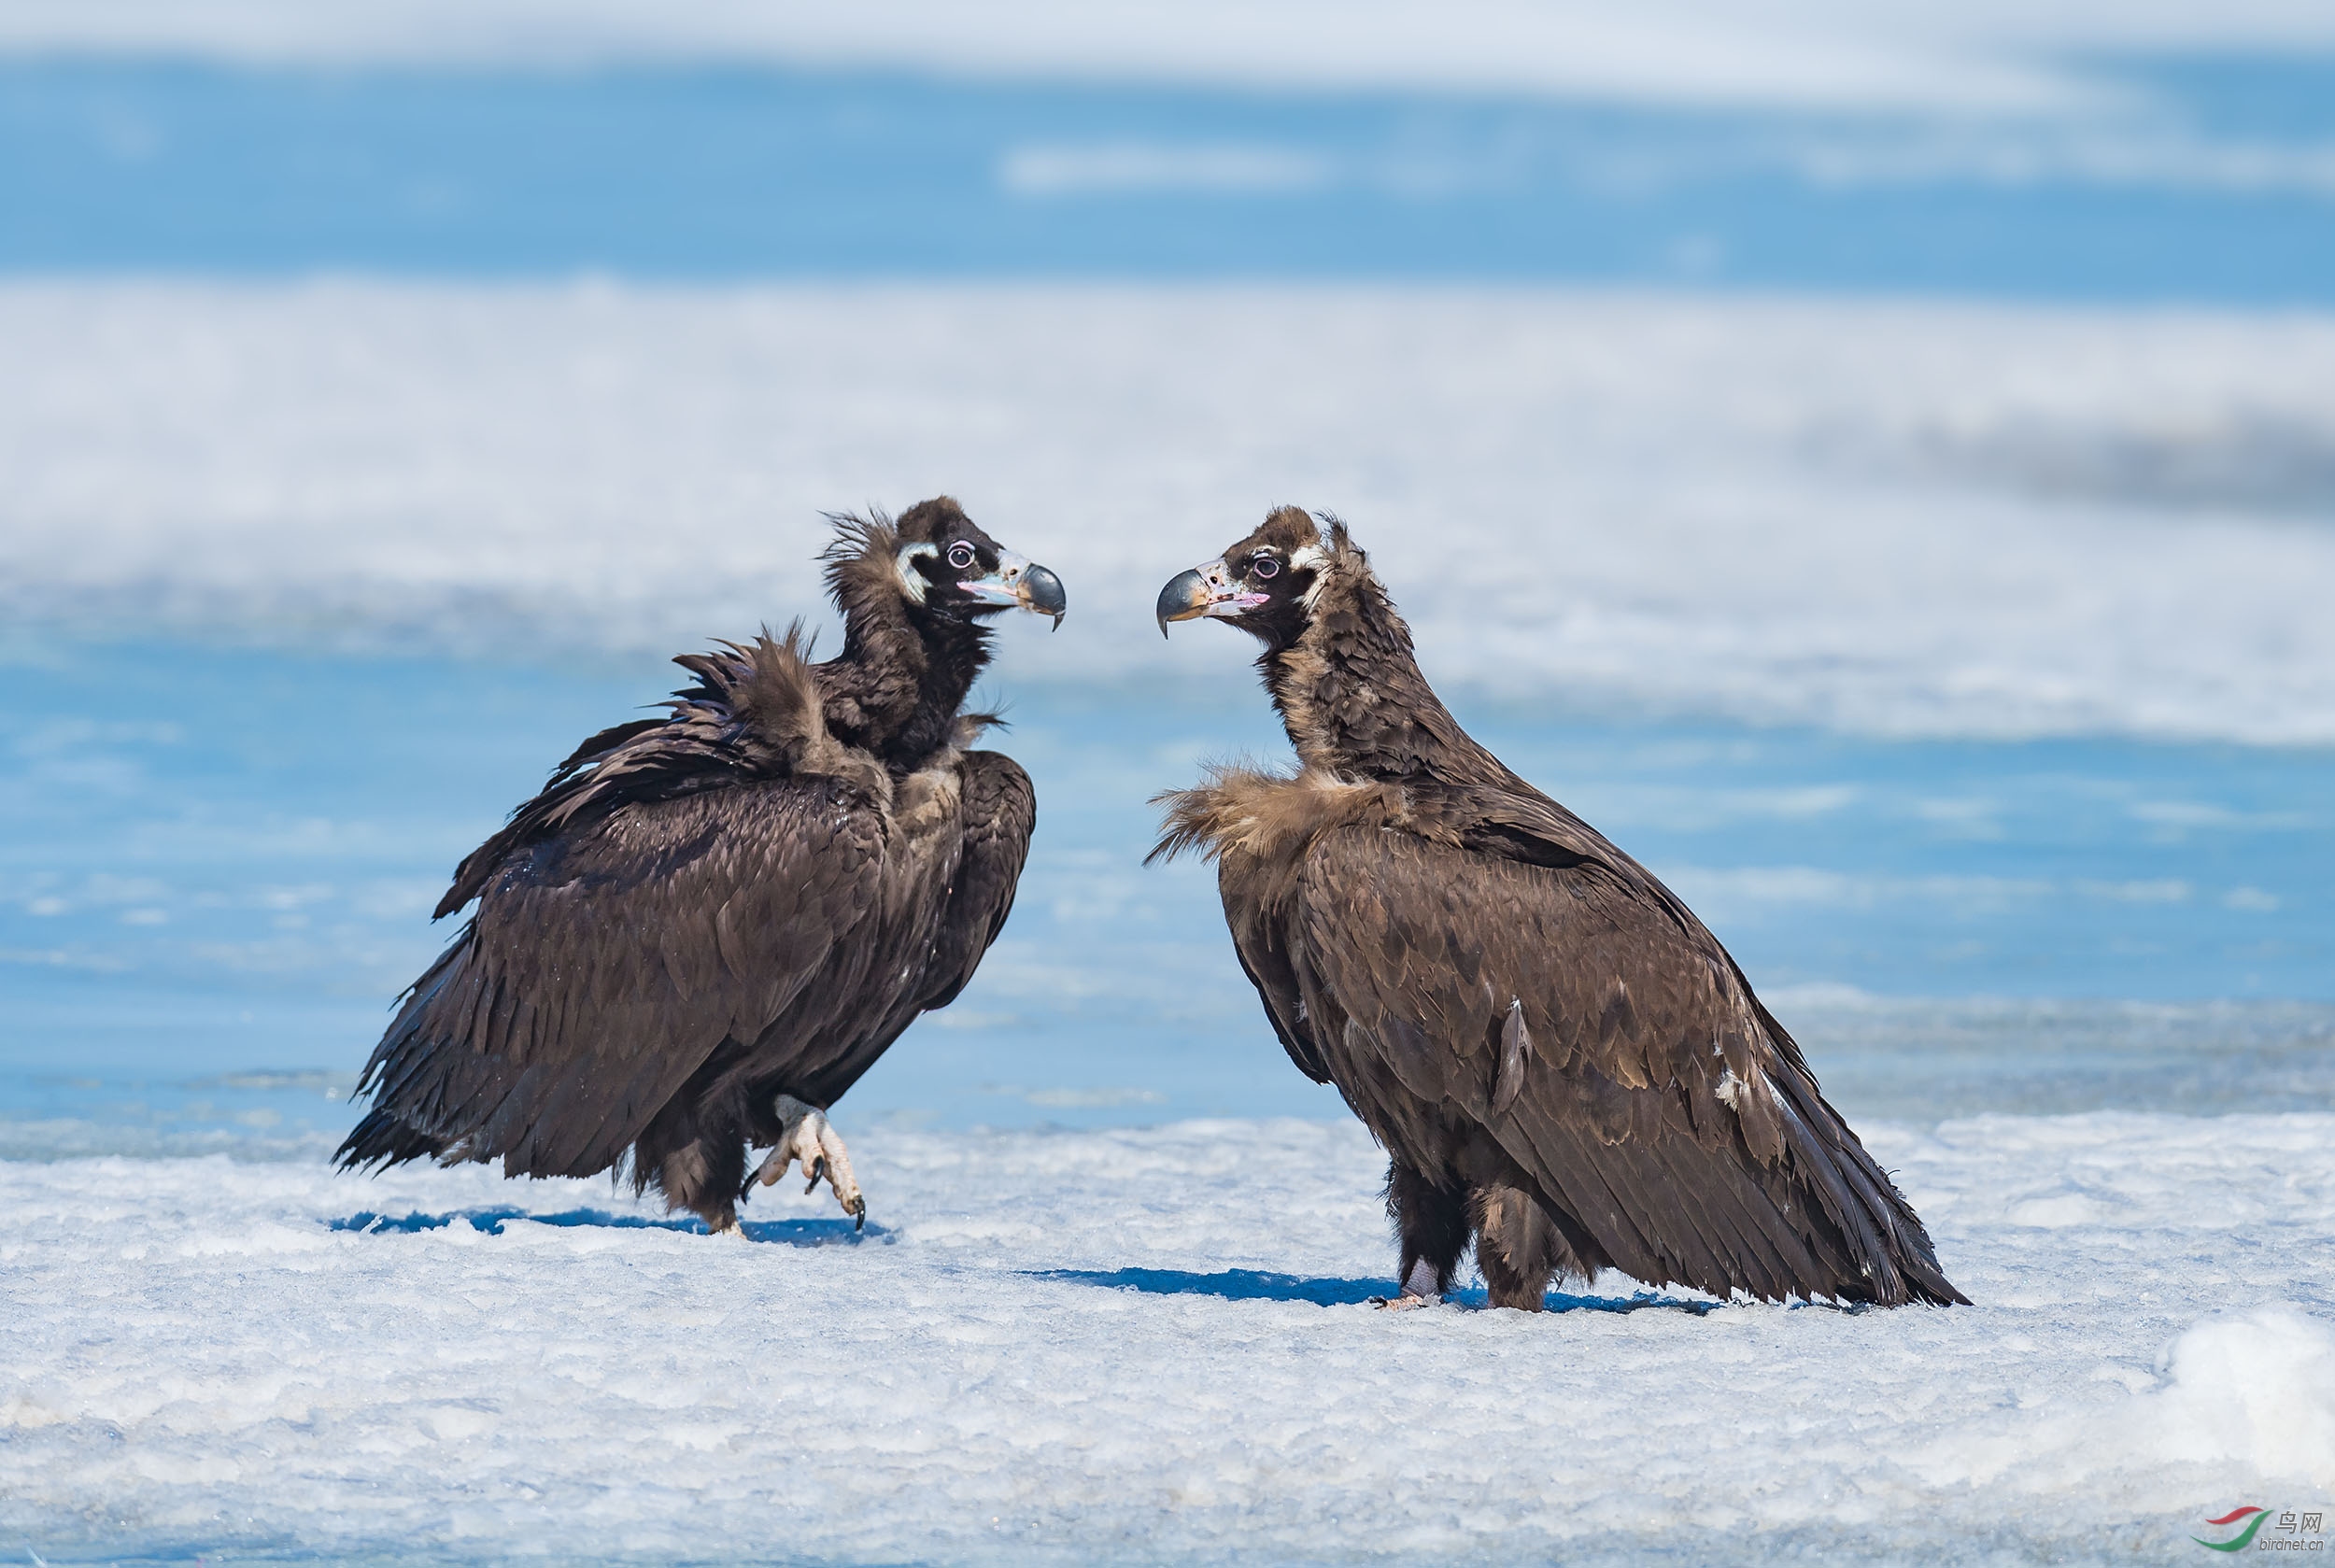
xmin=1263 ymin=521 xmax=1507 ymax=789
xmin=817 ymin=512 xmax=994 ymax=770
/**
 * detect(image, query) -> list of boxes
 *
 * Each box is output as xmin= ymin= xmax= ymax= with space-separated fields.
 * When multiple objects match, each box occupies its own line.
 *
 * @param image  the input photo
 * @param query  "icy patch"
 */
xmin=2146 ymin=1308 xmax=2335 ymax=1486
xmin=0 ymin=1114 xmax=342 ymax=1165
xmin=5 ymin=284 xmax=2335 ymax=743
xmin=1916 ymin=1307 xmax=2335 ymax=1496
xmin=1772 ymin=996 xmax=2335 ymax=1121
xmin=6 ymin=0 xmax=2335 ymax=119
xmin=3 ymin=1112 xmax=2332 ymax=1562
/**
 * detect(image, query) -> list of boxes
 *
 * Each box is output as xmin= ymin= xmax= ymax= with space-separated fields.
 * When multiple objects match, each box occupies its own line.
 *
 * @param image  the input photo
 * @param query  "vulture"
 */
xmin=337 ymin=498 xmax=1065 ymax=1233
xmin=1153 ymin=508 xmax=1963 ymax=1310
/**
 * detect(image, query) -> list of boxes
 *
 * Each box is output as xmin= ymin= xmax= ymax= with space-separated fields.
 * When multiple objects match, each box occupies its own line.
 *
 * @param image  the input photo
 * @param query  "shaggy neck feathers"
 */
xmin=816 ymin=516 xmax=993 ymax=772
xmin=1262 ymin=538 xmax=1507 ymax=789
xmin=1152 ymin=764 xmax=1409 ymax=871
xmin=1154 ymin=535 xmax=1524 ymax=874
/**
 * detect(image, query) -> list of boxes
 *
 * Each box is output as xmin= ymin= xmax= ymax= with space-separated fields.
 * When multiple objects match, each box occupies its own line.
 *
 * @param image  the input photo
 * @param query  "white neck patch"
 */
xmin=895 ymin=542 xmax=938 ymax=603
xmin=1289 ymin=542 xmax=1331 ymax=612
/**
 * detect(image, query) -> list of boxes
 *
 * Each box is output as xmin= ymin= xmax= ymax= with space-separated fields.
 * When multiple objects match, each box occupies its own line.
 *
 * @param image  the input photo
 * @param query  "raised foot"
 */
xmin=749 ymin=1095 xmax=867 ymax=1230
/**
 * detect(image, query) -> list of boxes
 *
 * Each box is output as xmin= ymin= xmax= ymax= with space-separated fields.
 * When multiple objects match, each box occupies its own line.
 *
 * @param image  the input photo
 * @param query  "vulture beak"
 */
xmin=965 ymin=552 xmax=1068 ymax=629
xmin=1155 ymin=559 xmax=1265 ymax=638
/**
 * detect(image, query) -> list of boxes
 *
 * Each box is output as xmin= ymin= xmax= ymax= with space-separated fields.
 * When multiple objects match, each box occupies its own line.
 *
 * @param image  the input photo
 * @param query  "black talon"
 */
xmin=805 ymin=1154 xmax=826 ymax=1194
xmin=851 ymin=1197 xmax=867 ymax=1233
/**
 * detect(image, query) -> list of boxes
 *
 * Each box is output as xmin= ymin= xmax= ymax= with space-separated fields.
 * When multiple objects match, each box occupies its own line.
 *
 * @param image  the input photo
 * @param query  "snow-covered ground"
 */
xmin=4 ymin=1114 xmax=2331 ymax=1563
xmin=5 ymin=281 xmax=2329 ymax=1562
xmin=7 ymin=283 xmax=2335 ymax=743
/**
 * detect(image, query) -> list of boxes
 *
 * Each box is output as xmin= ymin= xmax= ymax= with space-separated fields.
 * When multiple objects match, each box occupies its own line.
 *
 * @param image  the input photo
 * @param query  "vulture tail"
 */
xmin=335 ymin=1102 xmax=448 ymax=1170
xmin=1765 ymin=1045 xmax=1968 ymax=1307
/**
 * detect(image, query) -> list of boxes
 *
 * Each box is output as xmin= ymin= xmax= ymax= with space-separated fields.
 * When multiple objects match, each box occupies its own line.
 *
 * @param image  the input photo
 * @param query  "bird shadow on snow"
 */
xmin=328 ymin=1206 xmax=884 ymax=1246
xmin=1028 ymin=1267 xmax=1719 ymax=1315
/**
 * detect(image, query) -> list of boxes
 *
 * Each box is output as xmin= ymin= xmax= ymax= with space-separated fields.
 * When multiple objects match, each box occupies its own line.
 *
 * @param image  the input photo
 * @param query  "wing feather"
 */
xmin=344 ymin=774 xmax=889 ymax=1179
xmin=911 ymin=752 xmax=1036 ymax=1013
xmin=785 ymin=750 xmax=1037 ymax=1109
xmin=1290 ymin=820 xmax=1963 ymax=1305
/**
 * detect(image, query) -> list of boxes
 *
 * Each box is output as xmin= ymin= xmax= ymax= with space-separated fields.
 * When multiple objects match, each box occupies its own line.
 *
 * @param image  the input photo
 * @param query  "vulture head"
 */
xmin=887 ymin=495 xmax=1067 ymax=630
xmin=1154 ymin=504 xmax=1345 ymax=647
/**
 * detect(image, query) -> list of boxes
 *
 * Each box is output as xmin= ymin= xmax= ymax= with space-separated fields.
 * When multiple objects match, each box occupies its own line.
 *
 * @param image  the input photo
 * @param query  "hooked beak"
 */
xmin=1155 ymin=559 xmax=1265 ymax=638
xmin=964 ymin=552 xmax=1068 ymax=630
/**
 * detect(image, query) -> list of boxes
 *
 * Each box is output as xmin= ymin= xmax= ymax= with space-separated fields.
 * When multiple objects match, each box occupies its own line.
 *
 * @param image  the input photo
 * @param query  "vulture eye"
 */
xmin=1251 ymin=556 xmax=1281 ymax=579
xmin=946 ymin=542 xmax=978 ymax=571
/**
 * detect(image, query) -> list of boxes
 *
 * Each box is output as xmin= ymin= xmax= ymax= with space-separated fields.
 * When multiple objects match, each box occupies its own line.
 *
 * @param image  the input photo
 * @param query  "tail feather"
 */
xmin=334 ymin=1104 xmax=447 ymax=1171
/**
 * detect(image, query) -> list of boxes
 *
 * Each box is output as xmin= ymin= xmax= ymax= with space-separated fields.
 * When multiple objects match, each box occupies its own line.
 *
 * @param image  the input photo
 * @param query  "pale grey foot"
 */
xmin=1375 ymin=1258 xmax=1445 ymax=1311
xmin=749 ymin=1095 xmax=867 ymax=1230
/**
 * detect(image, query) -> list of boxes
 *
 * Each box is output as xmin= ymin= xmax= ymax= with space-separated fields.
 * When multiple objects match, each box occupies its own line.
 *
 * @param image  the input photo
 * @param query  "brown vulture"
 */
xmin=337 ymin=498 xmax=1064 ymax=1233
xmin=1153 ymin=507 xmax=1963 ymax=1309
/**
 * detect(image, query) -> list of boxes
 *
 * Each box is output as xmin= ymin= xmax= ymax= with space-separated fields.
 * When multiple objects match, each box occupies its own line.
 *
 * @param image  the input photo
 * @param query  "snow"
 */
xmin=6 ymin=282 xmax=2335 ymax=744
xmin=5 ymin=278 xmax=2326 ymax=1560
xmin=4 ymin=1112 xmax=2332 ymax=1562
xmin=3 ymin=0 xmax=2332 ymax=114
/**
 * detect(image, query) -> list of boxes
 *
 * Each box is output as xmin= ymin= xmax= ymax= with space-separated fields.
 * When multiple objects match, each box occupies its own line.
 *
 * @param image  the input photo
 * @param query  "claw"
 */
xmin=1373 ymin=1257 xmax=1444 ymax=1309
xmin=750 ymin=1094 xmax=867 ymax=1225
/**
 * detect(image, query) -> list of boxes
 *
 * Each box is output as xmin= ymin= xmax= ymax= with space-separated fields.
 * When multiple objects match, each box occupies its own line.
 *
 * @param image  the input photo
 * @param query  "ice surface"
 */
xmin=1 ymin=643 xmax=2328 ymax=1144
xmin=4 ymin=280 xmax=2326 ymax=1561
xmin=6 ymin=284 xmax=2334 ymax=742
xmin=3 ymin=0 xmax=2332 ymax=113
xmin=3 ymin=1113 xmax=2331 ymax=1563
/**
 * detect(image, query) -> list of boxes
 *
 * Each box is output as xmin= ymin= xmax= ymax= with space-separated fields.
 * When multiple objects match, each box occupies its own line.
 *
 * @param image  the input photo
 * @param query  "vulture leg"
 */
xmin=748 ymin=1095 xmax=868 ymax=1230
xmin=636 ymin=1090 xmax=751 ymax=1236
xmin=1471 ymin=1182 xmax=1565 ymax=1311
xmin=1382 ymin=1161 xmax=1467 ymax=1308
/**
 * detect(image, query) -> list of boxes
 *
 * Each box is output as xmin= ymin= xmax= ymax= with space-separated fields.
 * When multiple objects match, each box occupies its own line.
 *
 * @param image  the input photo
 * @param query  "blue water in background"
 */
xmin=0 ymin=56 xmax=2330 ymax=299
xmin=2 ymin=642 xmax=2328 ymax=1153
xmin=2 ymin=48 xmax=2332 ymax=1153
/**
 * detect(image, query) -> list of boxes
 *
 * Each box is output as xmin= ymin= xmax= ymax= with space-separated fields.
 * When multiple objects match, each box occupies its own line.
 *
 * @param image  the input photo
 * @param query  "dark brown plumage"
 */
xmin=338 ymin=499 xmax=1065 ymax=1233
xmin=1153 ymin=507 xmax=1963 ymax=1309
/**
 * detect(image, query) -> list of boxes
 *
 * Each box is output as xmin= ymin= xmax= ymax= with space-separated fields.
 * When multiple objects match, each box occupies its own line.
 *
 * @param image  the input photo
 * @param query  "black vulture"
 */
xmin=338 ymin=498 xmax=1065 ymax=1233
xmin=1153 ymin=507 xmax=1963 ymax=1309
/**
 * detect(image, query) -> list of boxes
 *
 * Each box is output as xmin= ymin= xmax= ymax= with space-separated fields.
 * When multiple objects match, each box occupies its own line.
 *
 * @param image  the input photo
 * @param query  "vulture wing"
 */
xmin=344 ymin=771 xmax=890 ymax=1180
xmin=913 ymin=751 xmax=1038 ymax=1012
xmin=1286 ymin=790 xmax=1964 ymax=1306
xmin=790 ymin=749 xmax=1036 ymax=1107
xmin=1224 ymin=894 xmax=1337 ymax=1086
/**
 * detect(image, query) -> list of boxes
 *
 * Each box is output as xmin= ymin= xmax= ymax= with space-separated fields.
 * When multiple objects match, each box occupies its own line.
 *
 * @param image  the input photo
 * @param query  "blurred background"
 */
xmin=2 ymin=0 xmax=2332 ymax=1156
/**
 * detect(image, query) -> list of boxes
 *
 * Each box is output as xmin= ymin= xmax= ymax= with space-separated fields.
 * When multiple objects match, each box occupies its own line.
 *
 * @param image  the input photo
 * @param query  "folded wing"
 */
xmin=342 ymin=769 xmax=891 ymax=1180
xmin=1280 ymin=791 xmax=1964 ymax=1306
xmin=789 ymin=748 xmax=1036 ymax=1108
